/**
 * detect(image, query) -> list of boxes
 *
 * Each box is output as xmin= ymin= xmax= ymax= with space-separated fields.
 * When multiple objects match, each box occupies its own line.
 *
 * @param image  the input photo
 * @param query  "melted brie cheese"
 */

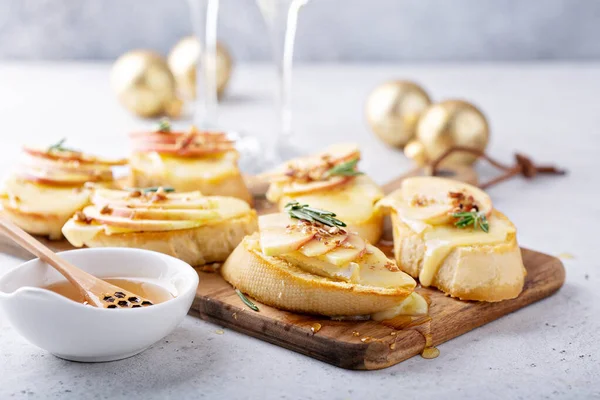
xmin=371 ymin=292 xmax=429 ymax=321
xmin=1 ymin=176 xmax=89 ymax=214
xmin=131 ymin=151 xmax=239 ymax=183
xmin=403 ymin=213 xmax=515 ymax=287
xmin=276 ymin=175 xmax=384 ymax=224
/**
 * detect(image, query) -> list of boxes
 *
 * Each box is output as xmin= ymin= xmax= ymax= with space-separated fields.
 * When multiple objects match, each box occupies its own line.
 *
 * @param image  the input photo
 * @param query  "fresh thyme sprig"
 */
xmin=325 ymin=158 xmax=363 ymax=177
xmin=284 ymin=201 xmax=346 ymax=228
xmin=156 ymin=119 xmax=171 ymax=133
xmin=126 ymin=186 xmax=175 ymax=193
xmin=47 ymin=138 xmax=80 ymax=153
xmin=453 ymin=211 xmax=489 ymax=233
xmin=235 ymin=289 xmax=259 ymax=312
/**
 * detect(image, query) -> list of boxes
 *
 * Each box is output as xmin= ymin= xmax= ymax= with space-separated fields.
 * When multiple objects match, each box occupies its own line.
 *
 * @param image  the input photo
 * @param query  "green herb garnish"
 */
xmin=156 ymin=119 xmax=171 ymax=133
xmin=284 ymin=201 xmax=346 ymax=228
xmin=126 ymin=187 xmax=175 ymax=193
xmin=325 ymin=158 xmax=363 ymax=177
xmin=235 ymin=289 xmax=259 ymax=312
xmin=47 ymin=138 xmax=79 ymax=153
xmin=453 ymin=211 xmax=489 ymax=233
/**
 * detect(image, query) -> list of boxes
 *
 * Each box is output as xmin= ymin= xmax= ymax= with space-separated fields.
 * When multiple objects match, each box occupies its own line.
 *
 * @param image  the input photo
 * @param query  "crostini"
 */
xmin=129 ymin=122 xmax=253 ymax=204
xmin=264 ymin=143 xmax=385 ymax=244
xmin=0 ymin=140 xmax=126 ymax=239
xmin=377 ymin=176 xmax=526 ymax=302
xmin=221 ymin=203 xmax=422 ymax=316
xmin=62 ymin=187 xmax=258 ymax=266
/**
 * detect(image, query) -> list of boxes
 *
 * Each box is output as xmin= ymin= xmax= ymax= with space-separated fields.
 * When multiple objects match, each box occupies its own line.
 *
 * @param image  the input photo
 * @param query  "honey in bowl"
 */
xmin=44 ymin=278 xmax=175 ymax=306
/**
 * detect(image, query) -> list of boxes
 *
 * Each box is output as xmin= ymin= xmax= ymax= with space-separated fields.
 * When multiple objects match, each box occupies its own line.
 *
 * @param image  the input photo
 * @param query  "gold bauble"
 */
xmin=366 ymin=80 xmax=432 ymax=148
xmin=404 ymin=140 xmax=428 ymax=166
xmin=111 ymin=50 xmax=182 ymax=118
xmin=416 ymin=100 xmax=489 ymax=165
xmin=167 ymin=36 xmax=233 ymax=100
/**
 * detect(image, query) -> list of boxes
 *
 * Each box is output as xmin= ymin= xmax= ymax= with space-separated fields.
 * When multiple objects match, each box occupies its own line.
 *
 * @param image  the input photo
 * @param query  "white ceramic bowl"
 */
xmin=0 ymin=248 xmax=198 ymax=362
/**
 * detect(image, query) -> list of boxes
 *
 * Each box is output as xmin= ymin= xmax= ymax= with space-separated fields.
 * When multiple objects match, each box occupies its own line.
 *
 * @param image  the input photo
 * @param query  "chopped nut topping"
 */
xmin=410 ymin=195 xmax=432 ymax=207
xmin=384 ymin=261 xmax=400 ymax=272
xmin=448 ymin=190 xmax=479 ymax=214
xmin=75 ymin=211 xmax=92 ymax=224
xmin=128 ymin=190 xmax=142 ymax=198
xmin=100 ymin=205 xmax=112 ymax=215
xmin=151 ymin=187 xmax=168 ymax=202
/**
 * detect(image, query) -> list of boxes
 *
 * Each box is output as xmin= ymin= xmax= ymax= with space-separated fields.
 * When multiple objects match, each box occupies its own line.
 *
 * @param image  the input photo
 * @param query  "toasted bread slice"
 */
xmin=0 ymin=144 xmax=125 ymax=240
xmin=130 ymin=142 xmax=252 ymax=205
xmin=62 ymin=189 xmax=257 ymax=266
xmin=221 ymin=234 xmax=415 ymax=316
xmin=63 ymin=212 xmax=257 ymax=266
xmin=379 ymin=177 xmax=526 ymax=302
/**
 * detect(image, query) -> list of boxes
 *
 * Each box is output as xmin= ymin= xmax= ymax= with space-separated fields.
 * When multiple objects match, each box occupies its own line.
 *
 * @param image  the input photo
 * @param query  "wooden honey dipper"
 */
xmin=0 ymin=216 xmax=153 ymax=309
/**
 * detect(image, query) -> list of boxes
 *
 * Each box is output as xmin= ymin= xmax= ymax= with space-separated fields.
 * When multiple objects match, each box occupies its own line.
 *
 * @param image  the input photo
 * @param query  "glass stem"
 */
xmin=262 ymin=0 xmax=307 ymax=146
xmin=189 ymin=0 xmax=220 ymax=129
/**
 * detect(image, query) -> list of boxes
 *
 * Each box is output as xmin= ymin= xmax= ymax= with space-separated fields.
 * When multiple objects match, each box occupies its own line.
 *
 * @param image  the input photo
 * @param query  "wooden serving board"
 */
xmin=0 ymin=167 xmax=565 ymax=369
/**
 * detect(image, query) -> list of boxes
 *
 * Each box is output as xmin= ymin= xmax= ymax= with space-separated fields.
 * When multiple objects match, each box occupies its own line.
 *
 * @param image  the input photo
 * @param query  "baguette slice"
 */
xmin=221 ymin=234 xmax=415 ymax=316
xmin=63 ymin=211 xmax=257 ymax=266
xmin=0 ymin=145 xmax=125 ymax=240
xmin=129 ymin=129 xmax=252 ymax=205
xmin=62 ymin=189 xmax=258 ymax=266
xmin=379 ymin=177 xmax=526 ymax=302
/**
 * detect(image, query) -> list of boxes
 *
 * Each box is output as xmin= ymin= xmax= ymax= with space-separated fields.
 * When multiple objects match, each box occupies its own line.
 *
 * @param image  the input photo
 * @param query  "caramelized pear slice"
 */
xmin=298 ymin=232 xmax=348 ymax=257
xmin=321 ymin=233 xmax=366 ymax=266
xmin=259 ymin=213 xmax=315 ymax=257
xmin=399 ymin=176 xmax=493 ymax=225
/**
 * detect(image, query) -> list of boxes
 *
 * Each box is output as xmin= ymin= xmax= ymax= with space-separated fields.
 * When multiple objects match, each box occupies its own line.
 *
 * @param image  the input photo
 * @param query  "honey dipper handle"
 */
xmin=0 ymin=216 xmax=104 ymax=307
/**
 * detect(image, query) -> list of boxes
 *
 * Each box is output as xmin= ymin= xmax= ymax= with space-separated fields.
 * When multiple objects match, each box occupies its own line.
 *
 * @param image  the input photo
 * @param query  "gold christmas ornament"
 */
xmin=167 ymin=36 xmax=233 ymax=100
xmin=111 ymin=50 xmax=182 ymax=118
xmin=366 ymin=80 xmax=432 ymax=148
xmin=415 ymin=100 xmax=490 ymax=166
xmin=403 ymin=140 xmax=428 ymax=167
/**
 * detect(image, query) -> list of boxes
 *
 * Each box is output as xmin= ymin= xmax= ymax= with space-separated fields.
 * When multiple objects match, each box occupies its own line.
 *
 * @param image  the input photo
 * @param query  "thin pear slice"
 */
xmin=259 ymin=213 xmax=317 ymax=257
xmin=280 ymin=251 xmax=359 ymax=282
xmin=259 ymin=226 xmax=315 ymax=257
xmin=82 ymin=206 xmax=206 ymax=231
xmin=109 ymin=207 xmax=220 ymax=221
xmin=298 ymin=233 xmax=348 ymax=257
xmin=263 ymin=143 xmax=360 ymax=179
xmin=321 ymin=233 xmax=366 ymax=266
xmin=355 ymin=244 xmax=416 ymax=289
xmin=400 ymin=176 xmax=493 ymax=225
xmin=23 ymin=146 xmax=127 ymax=166
xmin=281 ymin=176 xmax=352 ymax=195
xmin=92 ymin=189 xmax=212 ymax=210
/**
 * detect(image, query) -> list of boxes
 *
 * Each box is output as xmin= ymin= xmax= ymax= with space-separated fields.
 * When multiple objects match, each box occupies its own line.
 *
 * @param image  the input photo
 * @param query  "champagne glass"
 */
xmin=257 ymin=0 xmax=310 ymax=162
xmin=188 ymin=0 xmax=266 ymax=173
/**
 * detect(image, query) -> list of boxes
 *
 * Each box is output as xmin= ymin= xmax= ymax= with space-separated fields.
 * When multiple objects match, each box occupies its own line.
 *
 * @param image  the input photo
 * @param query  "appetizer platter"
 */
xmin=0 ymin=125 xmax=565 ymax=370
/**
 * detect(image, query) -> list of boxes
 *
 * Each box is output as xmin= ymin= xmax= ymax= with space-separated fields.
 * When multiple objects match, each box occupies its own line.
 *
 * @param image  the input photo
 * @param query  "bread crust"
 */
xmin=221 ymin=234 xmax=412 ymax=316
xmin=64 ymin=211 xmax=258 ymax=266
xmin=391 ymin=210 xmax=526 ymax=302
xmin=1 ymin=203 xmax=70 ymax=240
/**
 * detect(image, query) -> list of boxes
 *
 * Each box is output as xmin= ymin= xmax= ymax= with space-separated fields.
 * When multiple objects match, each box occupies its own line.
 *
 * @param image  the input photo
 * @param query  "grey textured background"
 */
xmin=0 ymin=0 xmax=598 ymax=62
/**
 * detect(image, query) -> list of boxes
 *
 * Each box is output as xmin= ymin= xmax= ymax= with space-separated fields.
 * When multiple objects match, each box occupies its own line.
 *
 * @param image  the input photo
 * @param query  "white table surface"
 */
xmin=0 ymin=62 xmax=598 ymax=400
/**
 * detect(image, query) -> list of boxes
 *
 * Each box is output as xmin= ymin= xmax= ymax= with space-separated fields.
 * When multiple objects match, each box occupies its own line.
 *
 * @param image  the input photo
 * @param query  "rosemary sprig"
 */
xmin=235 ymin=289 xmax=259 ymax=312
xmin=156 ymin=119 xmax=171 ymax=133
xmin=47 ymin=138 xmax=79 ymax=153
xmin=325 ymin=158 xmax=363 ymax=177
xmin=452 ymin=211 xmax=489 ymax=233
xmin=126 ymin=186 xmax=175 ymax=193
xmin=284 ymin=201 xmax=346 ymax=228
